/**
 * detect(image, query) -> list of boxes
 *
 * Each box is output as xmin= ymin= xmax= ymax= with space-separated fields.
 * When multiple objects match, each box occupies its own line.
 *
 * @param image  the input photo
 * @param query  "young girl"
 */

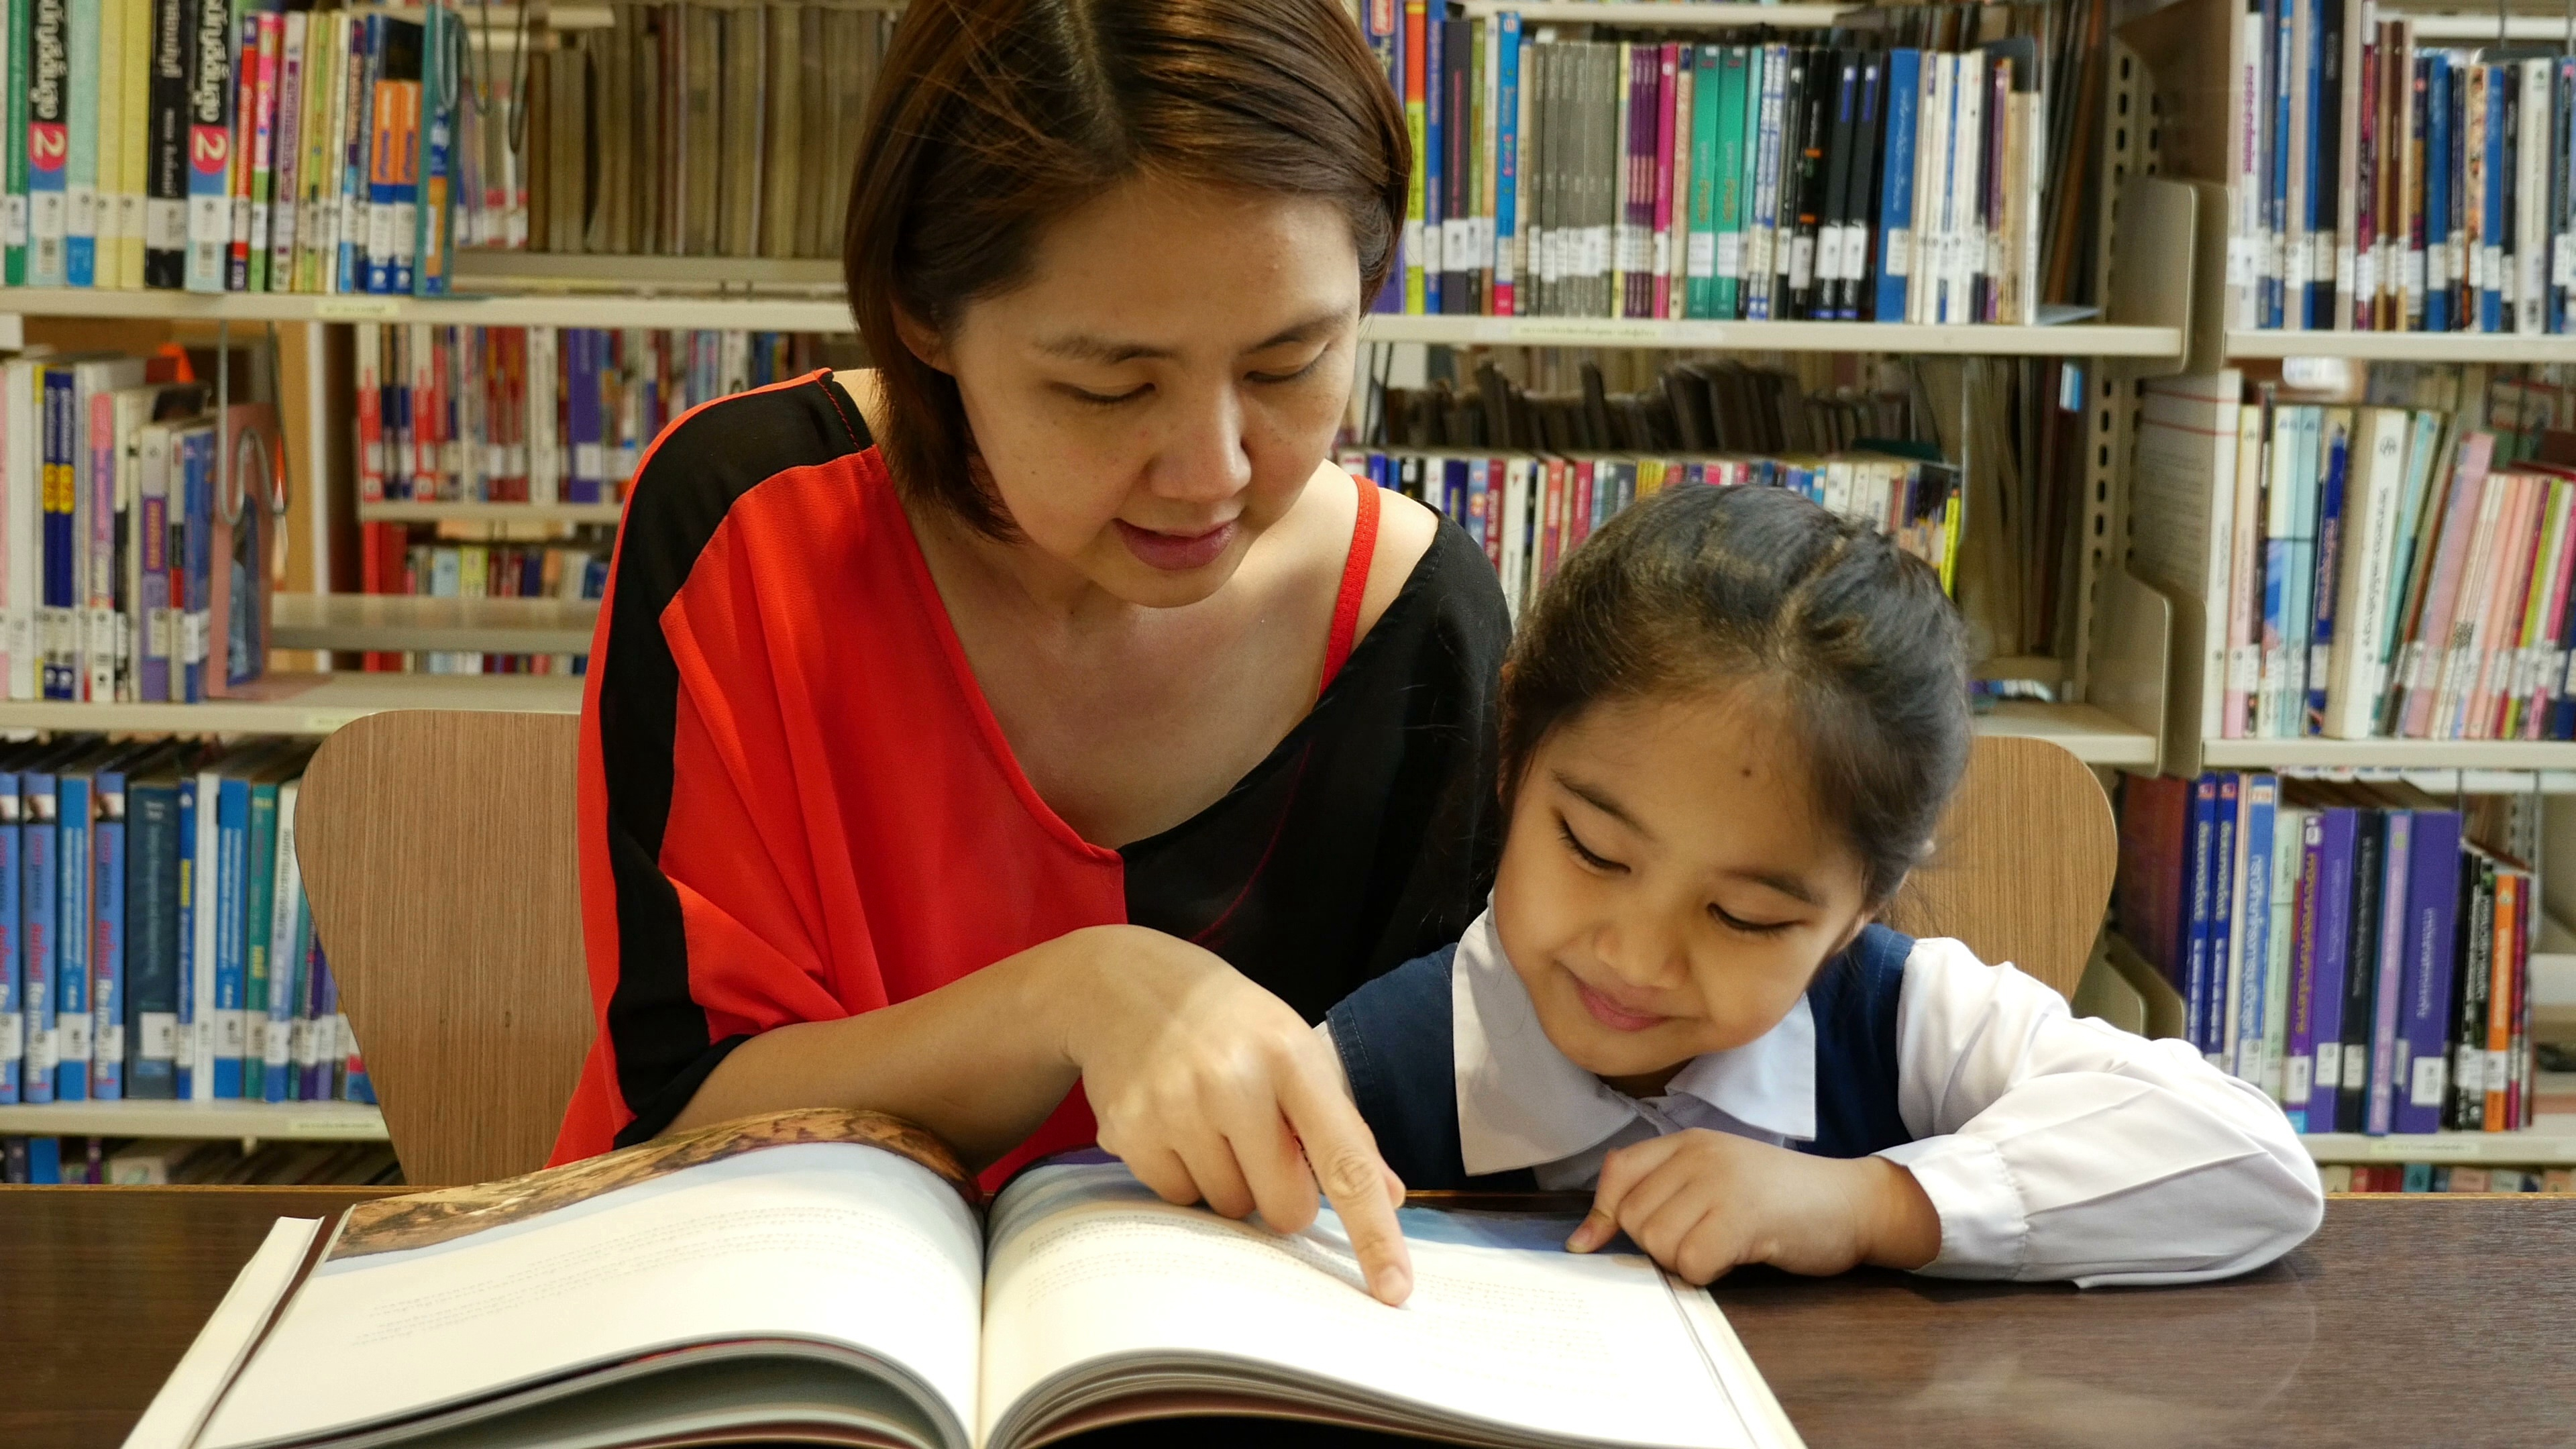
xmin=1322 ymin=483 xmax=2323 ymax=1287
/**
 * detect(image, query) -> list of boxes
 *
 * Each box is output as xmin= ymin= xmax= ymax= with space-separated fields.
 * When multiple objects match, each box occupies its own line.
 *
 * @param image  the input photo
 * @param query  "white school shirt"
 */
xmin=1320 ymin=909 xmax=2325 ymax=1289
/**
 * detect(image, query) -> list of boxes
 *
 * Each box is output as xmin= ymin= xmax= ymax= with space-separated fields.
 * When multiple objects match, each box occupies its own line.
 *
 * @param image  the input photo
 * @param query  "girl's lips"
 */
xmin=1115 ymin=519 xmax=1237 ymax=572
xmin=1574 ymin=979 xmax=1667 ymax=1032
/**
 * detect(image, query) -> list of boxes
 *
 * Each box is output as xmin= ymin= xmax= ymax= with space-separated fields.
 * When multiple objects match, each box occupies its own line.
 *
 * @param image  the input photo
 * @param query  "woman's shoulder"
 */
xmin=1334 ymin=492 xmax=1511 ymax=684
xmin=620 ymin=371 xmax=877 ymax=552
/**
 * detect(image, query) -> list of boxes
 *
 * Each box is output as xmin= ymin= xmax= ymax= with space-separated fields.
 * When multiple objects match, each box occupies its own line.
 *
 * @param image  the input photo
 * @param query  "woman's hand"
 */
xmin=1048 ymin=924 xmax=1414 ymax=1305
xmin=1564 ymin=1130 xmax=1941 ymax=1284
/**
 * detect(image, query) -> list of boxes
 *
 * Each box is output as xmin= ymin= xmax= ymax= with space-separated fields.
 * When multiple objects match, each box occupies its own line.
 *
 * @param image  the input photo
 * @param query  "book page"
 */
xmin=977 ymin=1163 xmax=1779 ymax=1449
xmin=197 ymin=1141 xmax=982 ymax=1449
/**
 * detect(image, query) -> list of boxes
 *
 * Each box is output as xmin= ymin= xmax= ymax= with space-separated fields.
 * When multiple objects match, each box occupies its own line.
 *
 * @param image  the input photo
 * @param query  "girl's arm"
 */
xmin=1878 ymin=938 xmax=2326 ymax=1286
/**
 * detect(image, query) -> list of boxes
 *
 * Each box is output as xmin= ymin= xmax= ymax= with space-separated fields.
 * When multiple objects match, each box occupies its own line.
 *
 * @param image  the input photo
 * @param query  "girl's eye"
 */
xmin=1065 ymin=384 xmax=1150 ymax=408
xmin=1709 ymin=903 xmax=1794 ymax=937
xmin=1558 ymin=819 xmax=1624 ymax=873
xmin=1246 ymin=354 xmax=1326 ymax=386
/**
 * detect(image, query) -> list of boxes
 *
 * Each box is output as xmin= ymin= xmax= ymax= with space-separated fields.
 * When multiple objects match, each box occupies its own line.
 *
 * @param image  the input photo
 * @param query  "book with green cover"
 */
xmin=239 ymin=766 xmax=280 ymax=1028
xmin=3 ymin=0 xmax=25 ymax=285
xmin=1712 ymin=46 xmax=1750 ymax=320
xmin=1686 ymin=44 xmax=1721 ymax=318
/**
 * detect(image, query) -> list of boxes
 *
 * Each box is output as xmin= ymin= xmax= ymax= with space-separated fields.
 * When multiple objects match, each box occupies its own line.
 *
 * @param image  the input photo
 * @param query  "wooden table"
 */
xmin=2 ymin=1189 xmax=2568 ymax=1448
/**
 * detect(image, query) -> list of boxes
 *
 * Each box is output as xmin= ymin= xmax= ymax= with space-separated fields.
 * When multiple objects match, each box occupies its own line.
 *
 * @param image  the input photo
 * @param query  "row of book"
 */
xmin=355 ymin=324 xmax=843 ymax=506
xmin=2115 ymin=772 xmax=2540 ymax=1137
xmin=0 ymin=737 xmax=373 ymax=1108
xmin=2327 ymin=1164 xmax=2574 ymax=1192
xmin=0 ymin=350 xmax=276 ymax=704
xmin=0 ymin=0 xmax=468 ymax=295
xmin=2136 ymin=368 xmax=2576 ymax=743
xmin=354 ymin=529 xmax=607 ymax=676
xmin=1363 ymin=5 xmax=2053 ymax=323
xmin=1340 ymin=443 xmax=1960 ymax=621
xmin=0 ymin=1135 xmax=395 ymax=1183
xmin=1376 ymin=354 xmax=1914 ymax=458
xmin=498 ymin=3 xmax=891 ymax=258
xmin=2213 ymin=3 xmax=2576 ymax=335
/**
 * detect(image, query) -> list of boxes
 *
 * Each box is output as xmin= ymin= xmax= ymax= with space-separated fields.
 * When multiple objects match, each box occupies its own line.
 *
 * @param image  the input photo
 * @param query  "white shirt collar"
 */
xmin=1451 ymin=906 xmax=1817 ymax=1178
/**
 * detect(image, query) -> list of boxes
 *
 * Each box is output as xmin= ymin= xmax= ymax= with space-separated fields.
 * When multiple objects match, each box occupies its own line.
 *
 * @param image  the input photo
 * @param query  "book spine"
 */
xmin=179 ymin=423 xmax=207 ymax=701
xmin=185 ymin=769 xmax=214 ymax=1099
xmin=211 ymin=773 xmax=243 ymax=1097
xmin=263 ymin=8 xmax=300 ymax=289
xmin=1875 ymin=49 xmax=1918 ymax=324
xmin=83 ymin=388 xmax=111 ymax=703
xmin=2185 ymin=773 xmax=2219 ymax=1056
xmin=87 ymin=765 xmax=121 ymax=1099
xmin=2212 ymin=773 xmax=2242 ymax=1071
xmin=0 ymin=776 xmax=17 ymax=1106
xmin=2390 ymin=808 xmax=2460 ymax=1133
xmin=178 ymin=0 xmax=225 ymax=292
xmin=123 ymin=781 xmax=174 ymax=1097
xmin=61 ymin=0 xmax=91 ymax=286
xmin=140 ymin=0 xmax=181 ymax=286
xmin=260 ymin=782 xmax=296 ymax=1102
xmin=52 ymin=771 xmax=87 ymax=1099
xmin=2304 ymin=412 xmax=2350 ymax=732
xmin=2235 ymin=775 xmax=2278 ymax=1085
xmin=39 ymin=366 xmax=68 ymax=700
xmin=2 ymin=0 xmax=28 ymax=286
xmin=2307 ymin=808 xmax=2358 ymax=1130
xmin=19 ymin=769 xmax=51 ymax=1102
xmin=2262 ymin=806 xmax=2304 ymax=1102
xmin=25 ymin=0 xmax=64 ymax=286
xmin=2334 ymin=810 xmax=2383 ymax=1132
xmin=2363 ymin=810 xmax=2412 ymax=1134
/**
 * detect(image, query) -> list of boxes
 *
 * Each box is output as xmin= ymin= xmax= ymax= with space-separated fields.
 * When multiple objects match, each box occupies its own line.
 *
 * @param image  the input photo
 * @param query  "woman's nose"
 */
xmin=1146 ymin=384 xmax=1253 ymax=503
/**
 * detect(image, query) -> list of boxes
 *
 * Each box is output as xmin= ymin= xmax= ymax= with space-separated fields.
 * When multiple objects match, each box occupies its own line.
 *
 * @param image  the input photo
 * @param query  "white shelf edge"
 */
xmin=272 ymin=595 xmax=600 ymax=655
xmin=1364 ymin=314 xmax=2184 ymax=356
xmin=0 ymin=1099 xmax=387 ymax=1140
xmin=1972 ymin=700 xmax=2159 ymax=767
xmin=0 ymin=672 xmax=583 ymax=735
xmin=0 ymin=286 xmax=856 ymax=333
xmin=1456 ymin=1 xmax=1852 ymax=26
xmin=2303 ymin=1131 xmax=2576 ymax=1165
xmin=2225 ymin=328 xmax=2576 ymax=362
xmin=359 ymin=501 xmax=625 ymax=526
xmin=2200 ymin=737 xmax=2576 ymax=771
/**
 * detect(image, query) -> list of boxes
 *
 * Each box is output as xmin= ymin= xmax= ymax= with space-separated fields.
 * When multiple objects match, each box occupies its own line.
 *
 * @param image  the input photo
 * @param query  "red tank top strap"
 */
xmin=1320 ymin=472 xmax=1381 ymax=694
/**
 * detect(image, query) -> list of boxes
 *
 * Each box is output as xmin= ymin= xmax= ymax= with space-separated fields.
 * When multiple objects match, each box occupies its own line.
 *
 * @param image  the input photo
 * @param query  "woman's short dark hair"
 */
xmin=842 ymin=0 xmax=1409 ymax=537
xmin=1499 ymin=484 xmax=1972 ymax=906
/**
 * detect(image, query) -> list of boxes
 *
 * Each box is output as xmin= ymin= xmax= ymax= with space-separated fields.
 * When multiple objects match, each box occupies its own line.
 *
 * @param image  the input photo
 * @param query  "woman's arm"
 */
xmin=1878 ymin=938 xmax=2326 ymax=1286
xmin=669 ymin=921 xmax=1416 ymax=1305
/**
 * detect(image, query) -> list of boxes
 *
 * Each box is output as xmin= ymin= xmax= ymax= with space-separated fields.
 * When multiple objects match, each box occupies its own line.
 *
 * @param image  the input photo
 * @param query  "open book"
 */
xmin=126 ymin=1109 xmax=1802 ymax=1449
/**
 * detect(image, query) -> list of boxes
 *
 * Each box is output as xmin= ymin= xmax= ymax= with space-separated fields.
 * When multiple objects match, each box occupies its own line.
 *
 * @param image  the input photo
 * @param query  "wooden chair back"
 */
xmin=1888 ymin=735 xmax=2118 ymax=1000
xmin=293 ymin=719 xmax=2113 ymax=1188
xmin=297 ymin=710 xmax=591 ymax=1187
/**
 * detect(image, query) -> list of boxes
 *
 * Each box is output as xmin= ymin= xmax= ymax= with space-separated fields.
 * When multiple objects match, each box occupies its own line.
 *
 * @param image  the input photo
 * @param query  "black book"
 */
xmin=1786 ymin=48 xmax=1833 ymax=318
xmin=2333 ymin=810 xmax=2385 ymax=1134
xmin=1839 ymin=52 xmax=1885 ymax=320
xmin=1442 ymin=16 xmax=1474 ymax=315
xmin=2448 ymin=852 xmax=2496 ymax=1130
xmin=1663 ymin=365 xmax=1715 ymax=451
xmin=1817 ymin=49 xmax=1859 ymax=322
xmin=143 ymin=0 xmax=189 ymax=288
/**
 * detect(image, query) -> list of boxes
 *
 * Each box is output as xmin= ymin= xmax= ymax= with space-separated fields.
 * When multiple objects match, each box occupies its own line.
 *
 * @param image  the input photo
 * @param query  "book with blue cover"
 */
xmin=2363 ymin=810 xmax=2412 ymax=1135
xmin=2393 ymin=808 xmax=2463 ymax=1134
xmin=0 ymin=767 xmax=18 ymax=1104
xmin=130 ymin=764 xmax=182 ymax=1099
xmin=51 ymin=749 xmax=94 ymax=1099
xmin=85 ymin=745 xmax=131 ymax=1099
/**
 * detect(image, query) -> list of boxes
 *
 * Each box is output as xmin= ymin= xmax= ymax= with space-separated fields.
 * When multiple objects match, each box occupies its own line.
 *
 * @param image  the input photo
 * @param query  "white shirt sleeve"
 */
xmin=1874 ymin=937 xmax=2325 ymax=1288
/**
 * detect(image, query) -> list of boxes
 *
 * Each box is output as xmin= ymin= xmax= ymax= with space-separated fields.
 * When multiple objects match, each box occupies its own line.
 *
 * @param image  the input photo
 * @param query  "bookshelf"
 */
xmin=2224 ymin=332 xmax=2576 ymax=365
xmin=0 ymin=673 xmax=582 ymax=737
xmin=2301 ymin=1131 xmax=2576 ymax=1166
xmin=2198 ymin=739 xmax=2576 ymax=774
xmin=272 ymin=594 xmax=601 ymax=656
xmin=358 ymin=502 xmax=625 ymax=527
xmin=1363 ymin=315 xmax=2186 ymax=356
xmin=1452 ymin=2 xmax=1851 ymax=25
xmin=0 ymin=1100 xmax=387 ymax=1142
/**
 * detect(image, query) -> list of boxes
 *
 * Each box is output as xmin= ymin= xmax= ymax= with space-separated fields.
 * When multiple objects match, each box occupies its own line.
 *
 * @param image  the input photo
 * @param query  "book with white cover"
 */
xmin=125 ymin=1109 xmax=1803 ymax=1449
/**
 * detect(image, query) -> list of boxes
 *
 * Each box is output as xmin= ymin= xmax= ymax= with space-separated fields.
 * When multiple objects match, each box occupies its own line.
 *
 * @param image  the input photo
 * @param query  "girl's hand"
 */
xmin=1049 ymin=924 xmax=1413 ymax=1305
xmin=1564 ymin=1129 xmax=1942 ymax=1283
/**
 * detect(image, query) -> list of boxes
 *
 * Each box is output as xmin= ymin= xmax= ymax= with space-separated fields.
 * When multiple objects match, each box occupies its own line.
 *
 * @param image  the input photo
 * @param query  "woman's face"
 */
xmin=924 ymin=178 xmax=1363 ymax=608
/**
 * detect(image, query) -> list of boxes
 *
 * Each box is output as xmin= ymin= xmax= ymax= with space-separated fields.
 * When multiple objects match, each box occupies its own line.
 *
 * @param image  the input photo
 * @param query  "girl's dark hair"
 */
xmin=843 ymin=0 xmax=1409 ymax=537
xmin=1499 ymin=484 xmax=1972 ymax=906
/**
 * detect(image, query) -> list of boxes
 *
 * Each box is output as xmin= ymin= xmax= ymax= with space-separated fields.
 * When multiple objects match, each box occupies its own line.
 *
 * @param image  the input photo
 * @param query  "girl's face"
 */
xmin=1492 ymin=684 xmax=1876 ymax=1093
xmin=920 ymin=176 xmax=1362 ymax=608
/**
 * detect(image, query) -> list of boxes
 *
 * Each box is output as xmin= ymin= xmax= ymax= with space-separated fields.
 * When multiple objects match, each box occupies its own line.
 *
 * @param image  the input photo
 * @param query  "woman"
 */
xmin=550 ymin=0 xmax=1504 ymax=1303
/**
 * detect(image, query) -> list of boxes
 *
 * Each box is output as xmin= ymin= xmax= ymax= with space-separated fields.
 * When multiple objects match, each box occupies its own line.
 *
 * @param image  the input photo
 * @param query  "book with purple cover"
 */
xmin=2363 ymin=810 xmax=2412 ymax=1136
xmin=2393 ymin=808 xmax=2463 ymax=1134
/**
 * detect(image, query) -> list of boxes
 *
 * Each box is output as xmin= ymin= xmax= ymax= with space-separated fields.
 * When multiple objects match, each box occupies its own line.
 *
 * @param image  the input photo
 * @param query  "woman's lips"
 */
xmin=1574 ymin=979 xmax=1668 ymax=1032
xmin=1115 ymin=519 xmax=1237 ymax=572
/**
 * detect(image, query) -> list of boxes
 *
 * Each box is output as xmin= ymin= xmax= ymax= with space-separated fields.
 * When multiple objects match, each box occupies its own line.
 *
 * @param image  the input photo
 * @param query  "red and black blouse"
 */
xmin=552 ymin=372 xmax=1507 ymax=1189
